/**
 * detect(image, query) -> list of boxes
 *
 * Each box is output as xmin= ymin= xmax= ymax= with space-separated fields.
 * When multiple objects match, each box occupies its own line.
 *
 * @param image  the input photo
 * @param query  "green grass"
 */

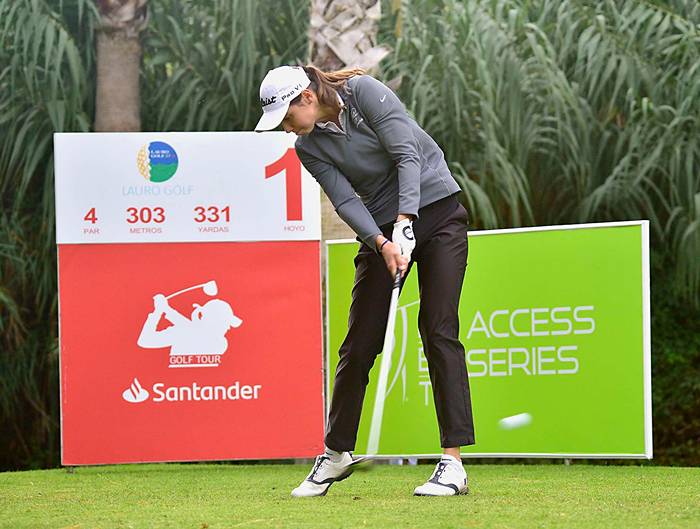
xmin=1 ymin=463 xmax=699 ymax=528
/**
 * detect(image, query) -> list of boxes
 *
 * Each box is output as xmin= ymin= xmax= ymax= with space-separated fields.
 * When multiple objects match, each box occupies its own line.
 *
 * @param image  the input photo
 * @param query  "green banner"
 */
xmin=326 ymin=222 xmax=651 ymax=458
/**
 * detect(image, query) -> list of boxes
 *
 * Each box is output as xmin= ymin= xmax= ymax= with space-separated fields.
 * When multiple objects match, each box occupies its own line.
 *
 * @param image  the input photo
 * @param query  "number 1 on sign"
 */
xmin=265 ymin=148 xmax=302 ymax=221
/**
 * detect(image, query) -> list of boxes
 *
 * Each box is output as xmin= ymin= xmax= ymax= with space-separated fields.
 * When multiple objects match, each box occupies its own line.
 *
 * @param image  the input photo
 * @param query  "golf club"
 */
xmin=165 ymin=280 xmax=218 ymax=300
xmin=366 ymin=269 xmax=402 ymax=456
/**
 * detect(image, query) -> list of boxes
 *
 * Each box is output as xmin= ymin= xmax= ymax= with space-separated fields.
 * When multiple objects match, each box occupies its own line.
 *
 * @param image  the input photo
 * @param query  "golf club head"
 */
xmin=203 ymin=280 xmax=218 ymax=296
xmin=349 ymin=455 xmax=375 ymax=472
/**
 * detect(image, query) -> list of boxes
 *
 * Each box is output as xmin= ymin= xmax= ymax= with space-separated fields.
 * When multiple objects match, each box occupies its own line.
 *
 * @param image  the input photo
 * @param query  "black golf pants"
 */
xmin=325 ymin=193 xmax=476 ymax=451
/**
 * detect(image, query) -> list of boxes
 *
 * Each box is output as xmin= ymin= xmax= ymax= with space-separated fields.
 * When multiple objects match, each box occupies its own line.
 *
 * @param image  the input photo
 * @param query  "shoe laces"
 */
xmin=306 ymin=455 xmax=330 ymax=481
xmin=429 ymin=461 xmax=449 ymax=483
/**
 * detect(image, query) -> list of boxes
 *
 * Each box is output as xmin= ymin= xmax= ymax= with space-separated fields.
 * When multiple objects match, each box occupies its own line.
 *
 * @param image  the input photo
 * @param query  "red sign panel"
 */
xmin=58 ymin=241 xmax=324 ymax=464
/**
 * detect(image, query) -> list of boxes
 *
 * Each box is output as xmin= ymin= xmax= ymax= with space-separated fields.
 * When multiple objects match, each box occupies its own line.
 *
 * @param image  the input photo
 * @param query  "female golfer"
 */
xmin=255 ymin=65 xmax=475 ymax=497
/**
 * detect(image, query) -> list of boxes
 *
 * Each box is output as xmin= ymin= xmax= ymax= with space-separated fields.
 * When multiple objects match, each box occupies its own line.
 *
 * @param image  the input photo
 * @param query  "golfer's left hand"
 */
xmin=380 ymin=240 xmax=408 ymax=278
xmin=392 ymin=218 xmax=416 ymax=261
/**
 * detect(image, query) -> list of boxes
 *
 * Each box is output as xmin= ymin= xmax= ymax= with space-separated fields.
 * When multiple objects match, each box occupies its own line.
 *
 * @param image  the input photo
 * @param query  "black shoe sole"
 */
xmin=317 ymin=468 xmax=354 ymax=497
xmin=414 ymin=487 xmax=469 ymax=497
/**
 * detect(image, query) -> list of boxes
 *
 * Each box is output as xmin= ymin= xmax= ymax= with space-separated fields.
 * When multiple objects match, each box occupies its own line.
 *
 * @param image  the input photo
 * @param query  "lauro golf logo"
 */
xmin=126 ymin=140 xmax=192 ymax=199
xmin=137 ymin=280 xmax=243 ymax=368
xmin=122 ymin=378 xmax=262 ymax=404
xmin=136 ymin=141 xmax=179 ymax=182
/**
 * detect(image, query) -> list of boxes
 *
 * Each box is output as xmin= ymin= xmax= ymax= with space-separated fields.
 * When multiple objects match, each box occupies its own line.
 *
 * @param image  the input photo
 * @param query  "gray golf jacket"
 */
xmin=294 ymin=74 xmax=461 ymax=251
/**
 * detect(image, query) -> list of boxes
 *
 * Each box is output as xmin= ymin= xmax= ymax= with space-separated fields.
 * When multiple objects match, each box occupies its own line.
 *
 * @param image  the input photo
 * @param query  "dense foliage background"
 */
xmin=1 ymin=0 xmax=698 ymax=470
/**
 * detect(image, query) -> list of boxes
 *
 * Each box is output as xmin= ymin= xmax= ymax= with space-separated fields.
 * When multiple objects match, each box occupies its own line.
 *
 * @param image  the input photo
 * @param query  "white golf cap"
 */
xmin=255 ymin=66 xmax=311 ymax=132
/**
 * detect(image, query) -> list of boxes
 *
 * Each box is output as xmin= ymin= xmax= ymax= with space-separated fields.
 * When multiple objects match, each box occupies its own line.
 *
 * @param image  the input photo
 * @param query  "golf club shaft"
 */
xmin=165 ymin=283 xmax=206 ymax=300
xmin=367 ymin=270 xmax=402 ymax=455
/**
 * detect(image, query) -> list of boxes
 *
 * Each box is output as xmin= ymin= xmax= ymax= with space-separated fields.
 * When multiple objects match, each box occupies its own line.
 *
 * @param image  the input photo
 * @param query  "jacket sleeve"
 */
xmin=353 ymin=75 xmax=421 ymax=218
xmin=296 ymin=144 xmax=383 ymax=251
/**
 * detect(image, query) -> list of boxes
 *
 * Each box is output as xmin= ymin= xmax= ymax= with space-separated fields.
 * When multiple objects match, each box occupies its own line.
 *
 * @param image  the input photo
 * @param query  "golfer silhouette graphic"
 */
xmin=137 ymin=282 xmax=243 ymax=357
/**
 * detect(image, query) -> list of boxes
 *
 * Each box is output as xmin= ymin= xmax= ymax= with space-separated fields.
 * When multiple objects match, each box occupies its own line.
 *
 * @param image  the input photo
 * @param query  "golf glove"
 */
xmin=392 ymin=218 xmax=416 ymax=261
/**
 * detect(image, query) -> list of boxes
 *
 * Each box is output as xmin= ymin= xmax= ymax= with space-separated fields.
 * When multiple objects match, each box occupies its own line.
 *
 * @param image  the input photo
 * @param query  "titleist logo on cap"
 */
xmin=261 ymin=95 xmax=277 ymax=107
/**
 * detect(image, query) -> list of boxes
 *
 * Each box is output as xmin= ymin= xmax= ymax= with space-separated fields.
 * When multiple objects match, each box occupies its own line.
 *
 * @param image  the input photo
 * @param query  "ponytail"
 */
xmin=292 ymin=64 xmax=366 ymax=112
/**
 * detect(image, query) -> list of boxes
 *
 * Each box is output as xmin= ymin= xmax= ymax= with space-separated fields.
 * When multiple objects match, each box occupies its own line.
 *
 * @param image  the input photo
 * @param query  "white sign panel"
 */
xmin=54 ymin=132 xmax=320 ymax=243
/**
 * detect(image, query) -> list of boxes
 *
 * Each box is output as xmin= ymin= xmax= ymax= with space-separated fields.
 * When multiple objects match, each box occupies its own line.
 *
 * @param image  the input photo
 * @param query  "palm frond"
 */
xmin=379 ymin=0 xmax=700 ymax=306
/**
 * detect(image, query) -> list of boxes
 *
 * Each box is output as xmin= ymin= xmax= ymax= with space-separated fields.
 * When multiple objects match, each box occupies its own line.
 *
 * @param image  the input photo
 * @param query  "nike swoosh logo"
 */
xmin=380 ymin=95 xmax=387 ymax=102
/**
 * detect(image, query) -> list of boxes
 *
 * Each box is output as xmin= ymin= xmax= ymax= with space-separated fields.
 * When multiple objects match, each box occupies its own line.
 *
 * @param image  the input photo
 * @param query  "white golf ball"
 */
xmin=498 ymin=412 xmax=532 ymax=430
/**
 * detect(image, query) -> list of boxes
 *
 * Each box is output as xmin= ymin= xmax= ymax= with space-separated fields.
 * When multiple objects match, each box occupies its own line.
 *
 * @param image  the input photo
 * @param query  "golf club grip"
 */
xmin=366 ymin=271 xmax=402 ymax=455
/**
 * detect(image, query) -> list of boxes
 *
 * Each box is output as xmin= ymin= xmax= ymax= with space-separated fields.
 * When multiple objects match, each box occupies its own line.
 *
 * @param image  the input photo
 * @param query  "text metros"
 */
xmin=465 ymin=305 xmax=595 ymax=377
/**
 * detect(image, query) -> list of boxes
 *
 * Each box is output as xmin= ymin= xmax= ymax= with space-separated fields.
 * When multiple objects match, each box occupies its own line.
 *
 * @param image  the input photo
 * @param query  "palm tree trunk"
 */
xmin=95 ymin=33 xmax=142 ymax=131
xmin=94 ymin=0 xmax=148 ymax=132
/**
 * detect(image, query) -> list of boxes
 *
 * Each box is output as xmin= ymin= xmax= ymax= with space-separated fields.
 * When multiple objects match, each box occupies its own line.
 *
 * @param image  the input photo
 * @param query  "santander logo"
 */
xmin=121 ymin=377 xmax=263 ymax=404
xmin=122 ymin=378 xmax=149 ymax=403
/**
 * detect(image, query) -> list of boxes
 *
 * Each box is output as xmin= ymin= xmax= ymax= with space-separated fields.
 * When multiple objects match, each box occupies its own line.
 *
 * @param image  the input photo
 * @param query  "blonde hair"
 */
xmin=292 ymin=64 xmax=366 ymax=113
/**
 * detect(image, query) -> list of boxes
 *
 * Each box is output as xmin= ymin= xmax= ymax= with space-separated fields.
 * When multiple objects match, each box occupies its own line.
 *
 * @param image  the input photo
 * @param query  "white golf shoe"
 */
xmin=291 ymin=450 xmax=362 ymax=497
xmin=413 ymin=455 xmax=469 ymax=496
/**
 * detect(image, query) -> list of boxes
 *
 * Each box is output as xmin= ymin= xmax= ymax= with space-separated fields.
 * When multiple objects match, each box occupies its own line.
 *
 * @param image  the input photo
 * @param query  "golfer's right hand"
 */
xmin=379 ymin=239 xmax=408 ymax=278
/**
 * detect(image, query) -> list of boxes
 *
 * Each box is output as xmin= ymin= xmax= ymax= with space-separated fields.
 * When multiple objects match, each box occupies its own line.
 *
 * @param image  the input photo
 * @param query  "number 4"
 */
xmin=265 ymin=148 xmax=302 ymax=221
xmin=84 ymin=207 xmax=98 ymax=224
